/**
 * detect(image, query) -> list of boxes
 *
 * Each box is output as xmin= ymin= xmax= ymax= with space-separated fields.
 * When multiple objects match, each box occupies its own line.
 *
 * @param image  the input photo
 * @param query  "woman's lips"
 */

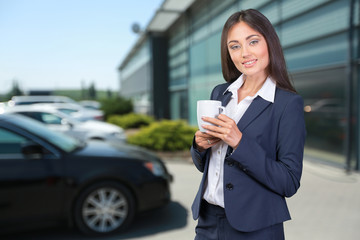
xmin=242 ymin=59 xmax=257 ymax=67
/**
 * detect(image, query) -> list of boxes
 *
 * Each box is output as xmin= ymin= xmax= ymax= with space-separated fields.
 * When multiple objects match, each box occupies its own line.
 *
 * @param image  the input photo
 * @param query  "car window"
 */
xmin=0 ymin=127 xmax=28 ymax=154
xmin=18 ymin=112 xmax=63 ymax=125
xmin=41 ymin=113 xmax=63 ymax=124
xmin=19 ymin=112 xmax=43 ymax=122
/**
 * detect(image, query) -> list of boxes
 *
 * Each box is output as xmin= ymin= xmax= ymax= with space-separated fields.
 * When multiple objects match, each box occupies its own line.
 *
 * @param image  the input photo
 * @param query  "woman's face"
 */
xmin=227 ymin=21 xmax=269 ymax=80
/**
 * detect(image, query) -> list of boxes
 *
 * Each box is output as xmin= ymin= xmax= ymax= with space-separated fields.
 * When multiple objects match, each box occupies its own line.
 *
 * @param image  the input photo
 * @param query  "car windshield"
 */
xmin=9 ymin=114 xmax=82 ymax=152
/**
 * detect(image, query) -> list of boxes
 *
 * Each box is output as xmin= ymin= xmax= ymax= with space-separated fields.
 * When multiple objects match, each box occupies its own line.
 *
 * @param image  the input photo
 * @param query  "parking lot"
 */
xmin=3 ymin=157 xmax=360 ymax=240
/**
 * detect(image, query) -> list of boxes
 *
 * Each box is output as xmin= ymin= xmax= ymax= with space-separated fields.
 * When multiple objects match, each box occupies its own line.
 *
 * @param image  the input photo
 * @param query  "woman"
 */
xmin=191 ymin=9 xmax=306 ymax=240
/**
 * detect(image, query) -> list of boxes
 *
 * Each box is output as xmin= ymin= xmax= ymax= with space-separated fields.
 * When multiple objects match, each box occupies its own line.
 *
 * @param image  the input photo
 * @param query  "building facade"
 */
xmin=119 ymin=0 xmax=360 ymax=170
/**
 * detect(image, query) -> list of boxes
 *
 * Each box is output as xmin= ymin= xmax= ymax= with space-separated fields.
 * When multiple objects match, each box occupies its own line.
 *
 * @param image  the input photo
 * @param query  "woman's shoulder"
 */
xmin=275 ymin=87 xmax=302 ymax=101
xmin=274 ymin=87 xmax=304 ymax=109
xmin=210 ymin=82 xmax=231 ymax=99
xmin=214 ymin=82 xmax=231 ymax=92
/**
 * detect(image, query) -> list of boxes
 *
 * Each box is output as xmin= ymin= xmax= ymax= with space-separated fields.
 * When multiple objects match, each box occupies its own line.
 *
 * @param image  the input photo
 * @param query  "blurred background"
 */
xmin=2 ymin=0 xmax=358 ymax=171
xmin=1 ymin=0 xmax=360 ymax=239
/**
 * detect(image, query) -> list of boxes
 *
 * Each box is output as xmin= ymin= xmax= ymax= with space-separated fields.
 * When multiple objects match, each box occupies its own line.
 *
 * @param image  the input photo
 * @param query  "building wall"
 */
xmin=120 ymin=39 xmax=152 ymax=115
xmin=167 ymin=0 xmax=360 ymax=169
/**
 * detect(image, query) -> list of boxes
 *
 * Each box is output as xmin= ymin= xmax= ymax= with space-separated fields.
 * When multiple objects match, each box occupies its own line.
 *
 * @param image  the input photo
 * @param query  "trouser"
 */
xmin=195 ymin=200 xmax=285 ymax=240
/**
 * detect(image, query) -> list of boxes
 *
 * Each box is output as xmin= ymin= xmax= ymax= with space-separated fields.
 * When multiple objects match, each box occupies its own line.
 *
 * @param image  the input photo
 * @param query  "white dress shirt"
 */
xmin=203 ymin=74 xmax=276 ymax=207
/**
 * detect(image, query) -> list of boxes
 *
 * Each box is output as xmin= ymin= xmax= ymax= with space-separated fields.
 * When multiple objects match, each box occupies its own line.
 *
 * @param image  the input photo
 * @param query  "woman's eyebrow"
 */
xmin=227 ymin=34 xmax=261 ymax=45
xmin=227 ymin=40 xmax=239 ymax=45
xmin=246 ymin=34 xmax=260 ymax=40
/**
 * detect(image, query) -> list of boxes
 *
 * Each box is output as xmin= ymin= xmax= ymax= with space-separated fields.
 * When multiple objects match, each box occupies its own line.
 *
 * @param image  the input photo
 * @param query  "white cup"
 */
xmin=197 ymin=100 xmax=226 ymax=132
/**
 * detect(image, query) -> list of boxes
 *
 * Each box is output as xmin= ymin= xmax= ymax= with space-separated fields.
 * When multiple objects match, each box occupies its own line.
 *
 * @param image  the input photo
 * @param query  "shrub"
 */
xmin=127 ymin=120 xmax=197 ymax=151
xmin=107 ymin=113 xmax=154 ymax=129
xmin=100 ymin=96 xmax=133 ymax=120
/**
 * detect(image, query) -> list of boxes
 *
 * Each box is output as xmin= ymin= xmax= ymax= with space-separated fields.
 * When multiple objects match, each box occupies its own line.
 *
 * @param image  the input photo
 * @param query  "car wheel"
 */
xmin=74 ymin=181 xmax=136 ymax=236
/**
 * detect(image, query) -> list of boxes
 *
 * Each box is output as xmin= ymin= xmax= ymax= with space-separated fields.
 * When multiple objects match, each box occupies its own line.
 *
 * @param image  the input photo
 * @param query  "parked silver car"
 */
xmin=41 ymin=103 xmax=104 ymax=121
xmin=4 ymin=105 xmax=126 ymax=143
xmin=79 ymin=100 xmax=102 ymax=110
xmin=9 ymin=95 xmax=78 ymax=106
xmin=8 ymin=96 xmax=104 ymax=121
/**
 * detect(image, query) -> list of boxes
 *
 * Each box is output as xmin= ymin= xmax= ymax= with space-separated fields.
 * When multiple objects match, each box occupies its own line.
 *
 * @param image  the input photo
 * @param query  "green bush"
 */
xmin=100 ymin=96 xmax=133 ymax=120
xmin=127 ymin=120 xmax=197 ymax=151
xmin=107 ymin=113 xmax=154 ymax=129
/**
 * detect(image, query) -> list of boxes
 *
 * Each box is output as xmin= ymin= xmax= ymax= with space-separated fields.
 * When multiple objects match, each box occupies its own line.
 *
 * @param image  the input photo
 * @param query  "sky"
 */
xmin=0 ymin=0 xmax=163 ymax=94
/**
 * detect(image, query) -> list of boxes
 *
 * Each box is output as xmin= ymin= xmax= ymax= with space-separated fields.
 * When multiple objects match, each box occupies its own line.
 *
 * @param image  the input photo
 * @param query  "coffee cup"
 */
xmin=197 ymin=100 xmax=225 ymax=132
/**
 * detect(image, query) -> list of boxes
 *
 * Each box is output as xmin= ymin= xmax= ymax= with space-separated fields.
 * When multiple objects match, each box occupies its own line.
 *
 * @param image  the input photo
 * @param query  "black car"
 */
xmin=0 ymin=113 xmax=172 ymax=236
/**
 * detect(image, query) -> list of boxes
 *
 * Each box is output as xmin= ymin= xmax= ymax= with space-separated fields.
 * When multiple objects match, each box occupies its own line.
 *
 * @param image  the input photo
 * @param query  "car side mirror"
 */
xmin=21 ymin=142 xmax=44 ymax=159
xmin=61 ymin=119 xmax=74 ymax=128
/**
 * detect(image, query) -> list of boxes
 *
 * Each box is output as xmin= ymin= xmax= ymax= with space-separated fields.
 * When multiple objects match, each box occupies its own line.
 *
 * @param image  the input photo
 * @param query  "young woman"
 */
xmin=191 ymin=9 xmax=306 ymax=240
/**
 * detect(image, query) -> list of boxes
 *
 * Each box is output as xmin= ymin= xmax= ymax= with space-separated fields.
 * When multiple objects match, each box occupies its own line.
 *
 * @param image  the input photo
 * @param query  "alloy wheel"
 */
xmin=82 ymin=187 xmax=128 ymax=233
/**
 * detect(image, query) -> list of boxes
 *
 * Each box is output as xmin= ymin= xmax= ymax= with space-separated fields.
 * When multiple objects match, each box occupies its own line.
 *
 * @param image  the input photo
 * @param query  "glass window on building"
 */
xmin=294 ymin=67 xmax=347 ymax=166
xmin=169 ymin=17 xmax=190 ymax=120
xmin=170 ymin=90 xmax=188 ymax=120
xmin=120 ymin=39 xmax=152 ymax=115
xmin=188 ymin=31 xmax=224 ymax=126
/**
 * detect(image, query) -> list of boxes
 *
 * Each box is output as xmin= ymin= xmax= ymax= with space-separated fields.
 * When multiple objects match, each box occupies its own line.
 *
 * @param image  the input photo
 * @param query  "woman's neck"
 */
xmin=237 ymin=74 xmax=268 ymax=103
xmin=242 ymin=74 xmax=267 ymax=94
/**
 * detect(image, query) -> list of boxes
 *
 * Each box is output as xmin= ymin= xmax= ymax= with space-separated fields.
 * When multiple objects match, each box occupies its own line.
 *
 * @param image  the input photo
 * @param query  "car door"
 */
xmin=0 ymin=126 xmax=65 ymax=226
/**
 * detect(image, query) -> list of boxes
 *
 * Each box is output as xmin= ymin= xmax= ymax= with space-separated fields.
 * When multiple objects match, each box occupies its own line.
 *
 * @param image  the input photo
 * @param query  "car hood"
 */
xmin=73 ymin=140 xmax=160 ymax=162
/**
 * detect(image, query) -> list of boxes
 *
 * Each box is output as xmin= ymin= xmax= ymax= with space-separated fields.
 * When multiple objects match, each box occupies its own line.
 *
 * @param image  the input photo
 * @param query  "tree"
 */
xmin=88 ymin=82 xmax=96 ymax=99
xmin=7 ymin=79 xmax=23 ymax=99
xmin=107 ymin=88 xmax=112 ymax=98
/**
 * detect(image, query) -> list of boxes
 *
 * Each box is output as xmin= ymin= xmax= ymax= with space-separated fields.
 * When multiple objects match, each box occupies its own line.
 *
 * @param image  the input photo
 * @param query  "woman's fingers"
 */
xmin=201 ymin=114 xmax=242 ymax=149
xmin=201 ymin=115 xmax=231 ymax=134
xmin=194 ymin=130 xmax=221 ymax=151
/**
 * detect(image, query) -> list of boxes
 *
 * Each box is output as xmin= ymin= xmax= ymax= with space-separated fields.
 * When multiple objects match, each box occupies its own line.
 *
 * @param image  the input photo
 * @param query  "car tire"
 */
xmin=74 ymin=181 xmax=136 ymax=236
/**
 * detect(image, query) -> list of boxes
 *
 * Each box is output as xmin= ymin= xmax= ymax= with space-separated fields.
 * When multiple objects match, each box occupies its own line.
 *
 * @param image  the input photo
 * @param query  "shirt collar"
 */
xmin=223 ymin=75 xmax=276 ymax=103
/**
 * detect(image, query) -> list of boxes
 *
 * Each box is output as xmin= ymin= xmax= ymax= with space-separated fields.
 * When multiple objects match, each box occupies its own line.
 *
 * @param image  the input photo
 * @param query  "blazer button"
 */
xmin=227 ymin=161 xmax=234 ymax=167
xmin=226 ymin=183 xmax=233 ymax=190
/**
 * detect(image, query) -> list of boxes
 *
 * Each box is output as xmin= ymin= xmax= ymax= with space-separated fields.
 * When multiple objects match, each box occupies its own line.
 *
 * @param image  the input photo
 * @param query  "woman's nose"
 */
xmin=241 ymin=46 xmax=250 ymax=58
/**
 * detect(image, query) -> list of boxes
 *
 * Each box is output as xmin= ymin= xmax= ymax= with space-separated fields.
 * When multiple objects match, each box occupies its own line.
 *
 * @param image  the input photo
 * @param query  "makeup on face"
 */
xmin=227 ymin=22 xmax=270 ymax=80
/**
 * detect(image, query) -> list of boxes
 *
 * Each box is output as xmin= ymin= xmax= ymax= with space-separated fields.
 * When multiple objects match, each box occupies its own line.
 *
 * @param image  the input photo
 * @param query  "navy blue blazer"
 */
xmin=191 ymin=82 xmax=306 ymax=232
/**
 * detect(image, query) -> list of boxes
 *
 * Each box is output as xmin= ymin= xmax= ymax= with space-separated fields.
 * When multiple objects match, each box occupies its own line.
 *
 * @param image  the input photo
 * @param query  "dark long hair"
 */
xmin=220 ymin=9 xmax=296 ymax=93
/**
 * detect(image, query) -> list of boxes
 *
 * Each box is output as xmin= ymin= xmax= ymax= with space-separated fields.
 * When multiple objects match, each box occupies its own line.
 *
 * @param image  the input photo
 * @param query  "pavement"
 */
xmin=285 ymin=156 xmax=360 ymax=240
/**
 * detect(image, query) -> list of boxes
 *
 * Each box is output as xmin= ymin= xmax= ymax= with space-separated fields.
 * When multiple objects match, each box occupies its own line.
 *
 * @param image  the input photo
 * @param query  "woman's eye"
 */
xmin=249 ymin=40 xmax=259 ymax=45
xmin=230 ymin=45 xmax=240 ymax=50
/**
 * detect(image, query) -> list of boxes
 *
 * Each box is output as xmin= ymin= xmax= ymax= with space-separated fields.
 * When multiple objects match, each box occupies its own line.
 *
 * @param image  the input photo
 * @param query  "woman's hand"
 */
xmin=201 ymin=114 xmax=242 ymax=149
xmin=194 ymin=130 xmax=221 ymax=152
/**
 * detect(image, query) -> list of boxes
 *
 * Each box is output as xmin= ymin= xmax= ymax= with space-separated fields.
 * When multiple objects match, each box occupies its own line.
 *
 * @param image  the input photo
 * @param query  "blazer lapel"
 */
xmin=237 ymin=96 xmax=271 ymax=131
xmin=220 ymin=90 xmax=233 ymax=106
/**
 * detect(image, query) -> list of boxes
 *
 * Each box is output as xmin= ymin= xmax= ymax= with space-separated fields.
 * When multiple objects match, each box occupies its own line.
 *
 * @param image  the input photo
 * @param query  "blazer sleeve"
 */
xmin=191 ymin=140 xmax=208 ymax=172
xmin=229 ymin=94 xmax=306 ymax=198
